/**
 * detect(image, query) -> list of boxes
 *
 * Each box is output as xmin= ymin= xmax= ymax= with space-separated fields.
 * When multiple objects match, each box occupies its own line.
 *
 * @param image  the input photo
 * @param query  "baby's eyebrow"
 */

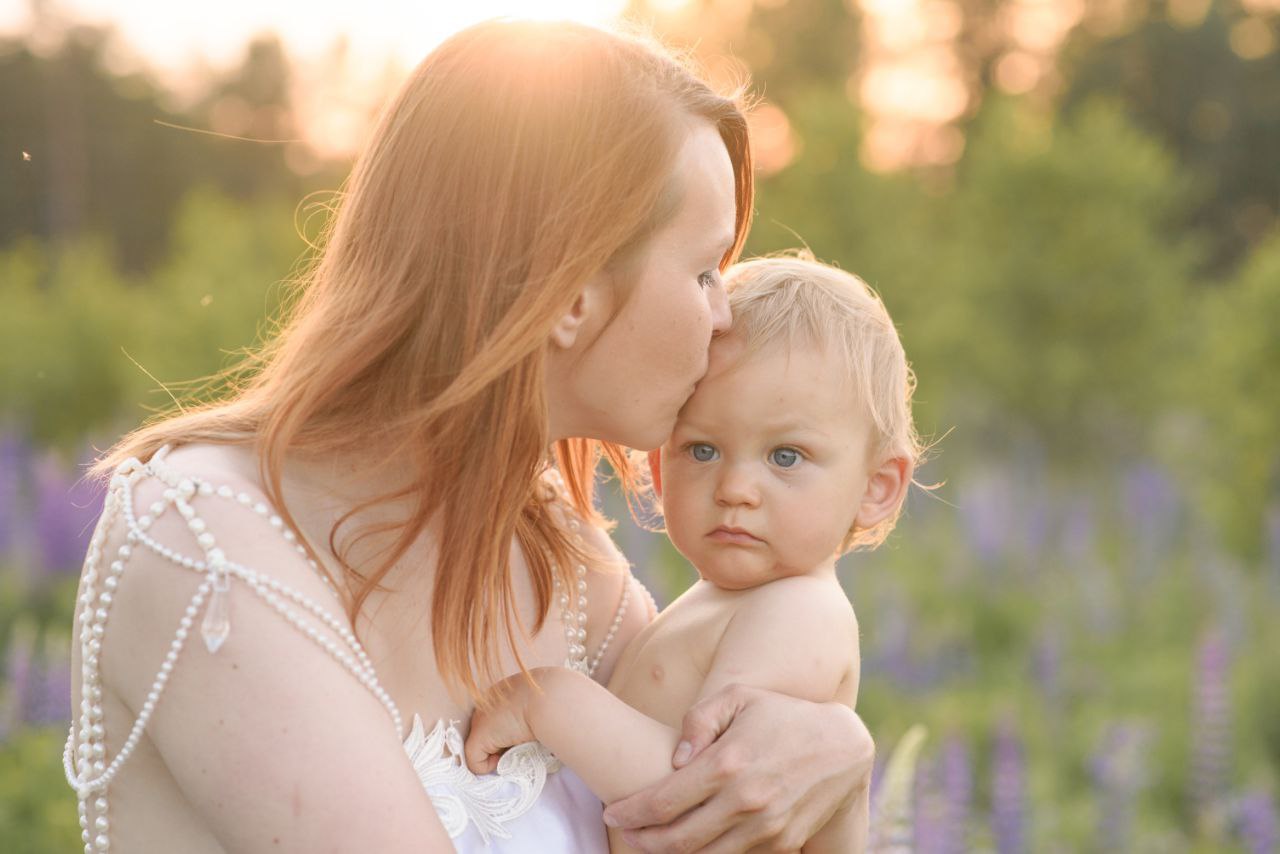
xmin=760 ymin=422 xmax=833 ymax=440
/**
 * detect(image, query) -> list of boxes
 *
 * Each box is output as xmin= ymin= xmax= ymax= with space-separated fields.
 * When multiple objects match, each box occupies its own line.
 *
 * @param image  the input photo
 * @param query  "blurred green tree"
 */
xmin=1060 ymin=0 xmax=1280 ymax=275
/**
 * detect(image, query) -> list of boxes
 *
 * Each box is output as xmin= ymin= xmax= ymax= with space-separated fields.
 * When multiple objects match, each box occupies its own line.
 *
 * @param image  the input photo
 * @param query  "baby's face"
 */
xmin=660 ymin=335 xmax=875 ymax=589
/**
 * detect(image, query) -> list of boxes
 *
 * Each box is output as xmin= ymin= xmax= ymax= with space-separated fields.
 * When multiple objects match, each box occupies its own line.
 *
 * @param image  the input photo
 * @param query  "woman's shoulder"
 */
xmin=91 ymin=442 xmax=354 ymax=695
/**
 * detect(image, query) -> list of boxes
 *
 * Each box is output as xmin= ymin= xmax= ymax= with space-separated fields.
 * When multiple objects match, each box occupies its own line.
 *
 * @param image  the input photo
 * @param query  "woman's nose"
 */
xmin=709 ymin=277 xmax=731 ymax=337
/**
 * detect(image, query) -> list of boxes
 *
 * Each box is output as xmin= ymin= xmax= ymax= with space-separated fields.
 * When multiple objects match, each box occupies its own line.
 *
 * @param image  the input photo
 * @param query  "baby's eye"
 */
xmin=689 ymin=443 xmax=719 ymax=462
xmin=770 ymin=447 xmax=801 ymax=468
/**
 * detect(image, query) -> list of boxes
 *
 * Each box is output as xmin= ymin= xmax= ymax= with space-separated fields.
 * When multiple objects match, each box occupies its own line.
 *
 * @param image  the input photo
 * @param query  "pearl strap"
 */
xmin=539 ymin=468 xmax=630 ymax=678
xmin=63 ymin=450 xmax=402 ymax=854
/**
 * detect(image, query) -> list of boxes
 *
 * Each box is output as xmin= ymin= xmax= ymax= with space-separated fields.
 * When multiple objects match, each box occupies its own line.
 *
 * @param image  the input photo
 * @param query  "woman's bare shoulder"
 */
xmin=80 ymin=446 xmax=447 ymax=849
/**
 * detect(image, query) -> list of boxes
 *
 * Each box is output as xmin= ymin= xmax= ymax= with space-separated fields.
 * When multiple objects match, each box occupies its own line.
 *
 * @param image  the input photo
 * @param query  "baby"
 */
xmin=465 ymin=254 xmax=922 ymax=852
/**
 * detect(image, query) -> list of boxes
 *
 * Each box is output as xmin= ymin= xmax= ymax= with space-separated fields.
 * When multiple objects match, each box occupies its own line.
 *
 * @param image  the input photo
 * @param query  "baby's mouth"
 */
xmin=707 ymin=525 xmax=764 ymax=545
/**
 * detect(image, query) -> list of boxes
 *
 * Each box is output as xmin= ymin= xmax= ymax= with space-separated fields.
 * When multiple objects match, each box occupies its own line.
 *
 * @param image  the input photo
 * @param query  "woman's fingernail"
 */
xmin=673 ymin=740 xmax=692 ymax=765
xmin=603 ymin=812 xmax=619 ymax=828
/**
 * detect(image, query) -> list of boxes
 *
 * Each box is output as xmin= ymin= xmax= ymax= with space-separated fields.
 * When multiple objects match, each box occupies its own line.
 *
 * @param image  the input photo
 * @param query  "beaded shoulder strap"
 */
xmin=64 ymin=450 xmax=403 ymax=818
xmin=538 ymin=467 xmax=631 ymax=678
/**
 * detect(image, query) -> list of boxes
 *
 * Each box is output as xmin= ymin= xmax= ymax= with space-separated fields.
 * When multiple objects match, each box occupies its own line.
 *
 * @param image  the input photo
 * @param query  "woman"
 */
xmin=67 ymin=19 xmax=874 ymax=852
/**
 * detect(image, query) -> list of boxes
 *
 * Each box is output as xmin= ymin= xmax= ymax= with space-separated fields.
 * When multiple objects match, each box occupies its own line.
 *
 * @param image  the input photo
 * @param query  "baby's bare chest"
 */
xmin=606 ymin=596 xmax=736 ymax=728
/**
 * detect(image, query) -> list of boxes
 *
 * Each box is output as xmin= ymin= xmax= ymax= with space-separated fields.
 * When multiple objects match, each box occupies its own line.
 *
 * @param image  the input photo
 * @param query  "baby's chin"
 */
xmin=692 ymin=553 xmax=787 ymax=591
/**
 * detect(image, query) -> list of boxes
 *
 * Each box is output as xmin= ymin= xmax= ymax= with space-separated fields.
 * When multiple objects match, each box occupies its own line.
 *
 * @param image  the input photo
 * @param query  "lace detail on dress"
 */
xmin=404 ymin=715 xmax=563 ymax=844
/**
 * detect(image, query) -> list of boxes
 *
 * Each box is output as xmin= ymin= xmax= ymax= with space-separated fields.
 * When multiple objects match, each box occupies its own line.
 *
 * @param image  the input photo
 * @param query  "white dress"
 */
xmin=64 ymin=446 xmax=619 ymax=852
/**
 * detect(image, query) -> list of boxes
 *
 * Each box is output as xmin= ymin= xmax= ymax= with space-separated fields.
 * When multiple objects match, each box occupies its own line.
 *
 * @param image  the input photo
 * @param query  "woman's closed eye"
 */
xmin=769 ymin=447 xmax=802 ymax=468
xmin=697 ymin=270 xmax=720 ymax=290
xmin=688 ymin=442 xmax=719 ymax=462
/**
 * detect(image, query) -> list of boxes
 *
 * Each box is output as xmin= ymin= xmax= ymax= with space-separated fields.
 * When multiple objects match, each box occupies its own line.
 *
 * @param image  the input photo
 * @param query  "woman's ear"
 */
xmin=647 ymin=449 xmax=663 ymax=498
xmin=853 ymin=456 xmax=911 ymax=531
xmin=549 ymin=275 xmax=609 ymax=351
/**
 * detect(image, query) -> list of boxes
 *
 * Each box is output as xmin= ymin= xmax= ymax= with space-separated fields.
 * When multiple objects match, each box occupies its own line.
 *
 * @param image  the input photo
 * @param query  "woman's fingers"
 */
xmin=675 ymin=682 xmax=755 ymax=766
xmin=616 ymin=789 xmax=740 ymax=854
xmin=604 ymin=756 xmax=722 ymax=830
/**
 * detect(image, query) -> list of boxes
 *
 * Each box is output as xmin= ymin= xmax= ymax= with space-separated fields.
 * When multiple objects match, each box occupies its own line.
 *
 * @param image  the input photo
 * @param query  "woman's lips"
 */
xmin=707 ymin=526 xmax=764 ymax=545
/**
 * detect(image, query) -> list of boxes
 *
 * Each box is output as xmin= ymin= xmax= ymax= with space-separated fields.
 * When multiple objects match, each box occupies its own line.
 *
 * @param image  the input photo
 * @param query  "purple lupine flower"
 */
xmin=940 ymin=736 xmax=973 ymax=854
xmin=1236 ymin=789 xmax=1279 ymax=854
xmin=1019 ymin=488 xmax=1051 ymax=569
xmin=33 ymin=453 xmax=104 ymax=581
xmin=991 ymin=717 xmax=1027 ymax=854
xmin=1032 ymin=627 xmax=1063 ymax=709
xmin=1122 ymin=463 xmax=1180 ymax=576
xmin=1192 ymin=628 xmax=1232 ymax=823
xmin=0 ymin=430 xmax=27 ymax=558
xmin=3 ymin=626 xmax=34 ymax=736
xmin=870 ymin=593 xmax=915 ymax=690
xmin=957 ymin=470 xmax=1012 ymax=565
xmin=913 ymin=755 xmax=946 ymax=854
xmin=1060 ymin=497 xmax=1097 ymax=566
xmin=23 ymin=643 xmax=72 ymax=726
xmin=1090 ymin=722 xmax=1150 ymax=850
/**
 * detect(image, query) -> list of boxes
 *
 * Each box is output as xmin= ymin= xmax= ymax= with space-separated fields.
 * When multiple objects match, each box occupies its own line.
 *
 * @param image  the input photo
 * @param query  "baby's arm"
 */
xmin=464 ymin=665 xmax=681 ymax=804
xmin=465 ymin=575 xmax=862 ymax=848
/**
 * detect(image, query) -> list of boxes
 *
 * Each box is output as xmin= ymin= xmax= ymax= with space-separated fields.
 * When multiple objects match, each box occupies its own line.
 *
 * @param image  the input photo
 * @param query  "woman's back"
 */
xmin=68 ymin=442 xmax=641 ymax=851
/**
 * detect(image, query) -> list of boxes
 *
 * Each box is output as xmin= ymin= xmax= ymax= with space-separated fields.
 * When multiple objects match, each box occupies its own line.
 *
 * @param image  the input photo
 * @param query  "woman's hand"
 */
xmin=463 ymin=671 xmax=546 ymax=775
xmin=602 ymin=684 xmax=874 ymax=853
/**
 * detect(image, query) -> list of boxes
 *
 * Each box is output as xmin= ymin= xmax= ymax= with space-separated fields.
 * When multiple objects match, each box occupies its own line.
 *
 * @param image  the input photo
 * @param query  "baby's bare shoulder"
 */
xmin=740 ymin=574 xmax=857 ymax=637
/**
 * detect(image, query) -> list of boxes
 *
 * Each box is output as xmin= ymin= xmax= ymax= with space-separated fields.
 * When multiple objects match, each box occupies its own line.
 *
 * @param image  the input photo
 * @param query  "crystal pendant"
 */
xmin=201 ymin=572 xmax=231 ymax=654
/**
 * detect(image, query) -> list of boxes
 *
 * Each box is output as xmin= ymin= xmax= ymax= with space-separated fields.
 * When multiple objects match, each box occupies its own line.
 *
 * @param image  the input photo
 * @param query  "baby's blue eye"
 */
xmin=770 ymin=448 xmax=800 ymax=468
xmin=690 ymin=443 xmax=718 ymax=462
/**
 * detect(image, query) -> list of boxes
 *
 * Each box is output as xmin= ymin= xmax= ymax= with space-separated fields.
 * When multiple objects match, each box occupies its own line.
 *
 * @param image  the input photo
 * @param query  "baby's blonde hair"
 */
xmin=724 ymin=251 xmax=923 ymax=551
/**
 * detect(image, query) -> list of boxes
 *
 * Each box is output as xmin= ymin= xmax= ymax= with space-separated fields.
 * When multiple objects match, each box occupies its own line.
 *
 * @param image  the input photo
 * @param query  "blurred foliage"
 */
xmin=1061 ymin=0 xmax=1280 ymax=275
xmin=2 ymin=0 xmax=1278 ymax=849
xmin=0 ymin=189 xmax=303 ymax=445
xmin=0 ymin=24 xmax=337 ymax=272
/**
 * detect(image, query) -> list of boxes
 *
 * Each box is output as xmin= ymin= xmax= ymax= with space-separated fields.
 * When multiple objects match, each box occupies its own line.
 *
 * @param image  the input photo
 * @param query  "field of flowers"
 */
xmin=0 ymin=429 xmax=1277 ymax=850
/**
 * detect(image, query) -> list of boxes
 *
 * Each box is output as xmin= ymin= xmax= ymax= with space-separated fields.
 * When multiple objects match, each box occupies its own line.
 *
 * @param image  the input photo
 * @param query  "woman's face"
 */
xmin=553 ymin=121 xmax=738 ymax=450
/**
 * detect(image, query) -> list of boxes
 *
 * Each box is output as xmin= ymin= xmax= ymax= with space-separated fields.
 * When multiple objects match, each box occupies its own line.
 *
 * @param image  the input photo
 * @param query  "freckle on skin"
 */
xmin=651 ymin=663 xmax=664 ymax=682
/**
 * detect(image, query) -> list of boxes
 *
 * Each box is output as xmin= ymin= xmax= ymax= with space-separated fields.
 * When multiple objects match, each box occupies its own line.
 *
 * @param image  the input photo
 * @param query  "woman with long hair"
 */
xmin=66 ymin=19 xmax=874 ymax=852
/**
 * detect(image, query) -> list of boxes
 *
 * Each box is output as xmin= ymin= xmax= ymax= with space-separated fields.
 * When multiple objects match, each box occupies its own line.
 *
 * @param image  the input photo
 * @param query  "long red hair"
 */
xmin=95 ymin=19 xmax=754 ymax=701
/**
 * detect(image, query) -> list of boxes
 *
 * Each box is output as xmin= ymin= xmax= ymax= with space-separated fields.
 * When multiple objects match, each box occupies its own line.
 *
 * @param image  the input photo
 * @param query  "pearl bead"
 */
xmin=198 ymin=482 xmax=214 ymax=496
xmin=217 ymin=486 xmax=233 ymax=498
xmin=104 ymin=576 xmax=118 ymax=591
xmin=94 ymin=797 xmax=107 ymax=812
xmin=94 ymin=833 xmax=109 ymax=850
xmin=188 ymin=518 xmax=206 ymax=533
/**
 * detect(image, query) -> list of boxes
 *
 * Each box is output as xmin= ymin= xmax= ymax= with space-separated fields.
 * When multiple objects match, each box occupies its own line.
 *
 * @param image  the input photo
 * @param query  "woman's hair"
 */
xmin=94 ymin=19 xmax=755 ymax=701
xmin=723 ymin=252 xmax=923 ymax=552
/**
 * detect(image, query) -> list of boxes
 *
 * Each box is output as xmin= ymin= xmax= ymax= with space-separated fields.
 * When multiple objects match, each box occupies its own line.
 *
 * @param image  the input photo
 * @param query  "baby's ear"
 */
xmin=647 ymin=449 xmax=663 ymax=498
xmin=854 ymin=455 xmax=911 ymax=531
